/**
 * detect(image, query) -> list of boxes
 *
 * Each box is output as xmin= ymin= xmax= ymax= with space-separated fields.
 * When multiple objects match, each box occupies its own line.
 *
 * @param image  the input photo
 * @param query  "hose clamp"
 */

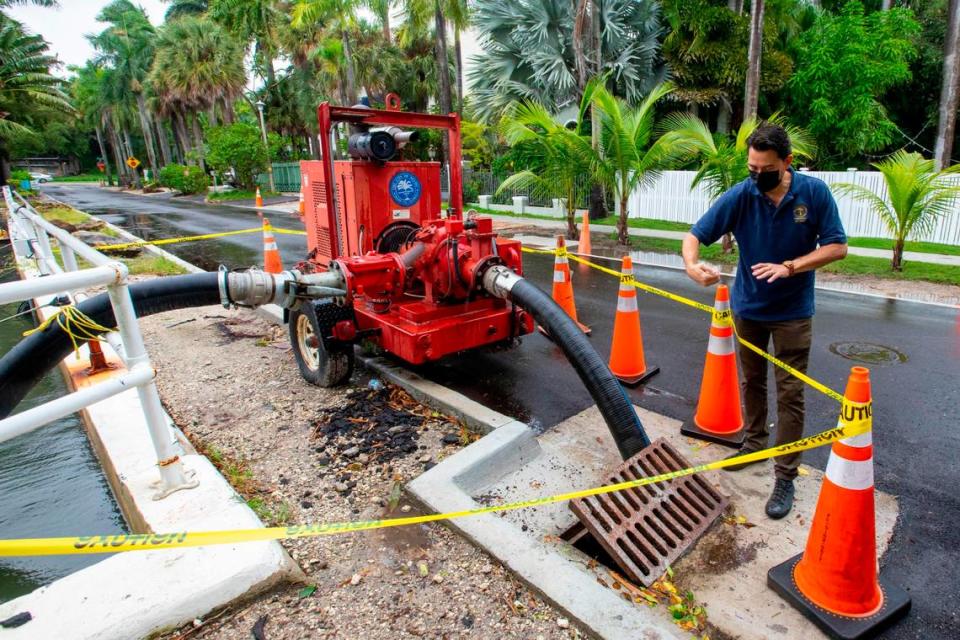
xmin=217 ymin=265 xmax=232 ymax=309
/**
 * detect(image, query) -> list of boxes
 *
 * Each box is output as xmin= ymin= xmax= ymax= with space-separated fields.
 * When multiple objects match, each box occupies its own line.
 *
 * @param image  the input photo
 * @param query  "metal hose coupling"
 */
xmin=218 ymin=266 xmax=348 ymax=309
xmin=481 ymin=264 xmax=524 ymax=299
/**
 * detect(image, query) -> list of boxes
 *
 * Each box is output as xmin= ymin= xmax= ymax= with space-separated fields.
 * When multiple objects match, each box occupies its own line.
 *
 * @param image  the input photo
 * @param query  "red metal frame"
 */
xmin=316 ymin=102 xmax=464 ymax=261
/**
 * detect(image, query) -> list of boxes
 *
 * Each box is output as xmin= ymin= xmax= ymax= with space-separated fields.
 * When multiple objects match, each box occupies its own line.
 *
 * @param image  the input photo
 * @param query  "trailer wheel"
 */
xmin=289 ymin=301 xmax=354 ymax=387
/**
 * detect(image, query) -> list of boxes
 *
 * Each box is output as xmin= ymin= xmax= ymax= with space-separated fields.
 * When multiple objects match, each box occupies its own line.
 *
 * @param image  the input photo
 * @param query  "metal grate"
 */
xmin=569 ymin=438 xmax=728 ymax=587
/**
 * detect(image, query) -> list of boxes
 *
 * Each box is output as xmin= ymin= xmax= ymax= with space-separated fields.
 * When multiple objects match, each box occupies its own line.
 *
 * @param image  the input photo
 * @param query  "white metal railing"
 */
xmin=0 ymin=186 xmax=198 ymax=499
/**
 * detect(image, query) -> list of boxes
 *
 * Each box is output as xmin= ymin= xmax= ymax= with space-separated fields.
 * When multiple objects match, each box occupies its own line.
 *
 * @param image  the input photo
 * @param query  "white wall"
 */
xmin=629 ymin=171 xmax=960 ymax=244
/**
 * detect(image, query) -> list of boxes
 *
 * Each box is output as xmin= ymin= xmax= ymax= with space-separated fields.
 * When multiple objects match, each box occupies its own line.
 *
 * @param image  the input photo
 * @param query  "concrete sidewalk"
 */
xmin=487 ymin=213 xmax=960 ymax=267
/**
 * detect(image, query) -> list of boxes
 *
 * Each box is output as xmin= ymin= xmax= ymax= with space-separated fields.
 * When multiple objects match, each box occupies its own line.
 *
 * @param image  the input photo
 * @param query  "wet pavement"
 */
xmin=42 ymin=184 xmax=960 ymax=638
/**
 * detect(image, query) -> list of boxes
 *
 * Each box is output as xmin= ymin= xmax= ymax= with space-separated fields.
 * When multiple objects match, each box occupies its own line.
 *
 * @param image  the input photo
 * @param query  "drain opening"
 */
xmin=829 ymin=341 xmax=907 ymax=365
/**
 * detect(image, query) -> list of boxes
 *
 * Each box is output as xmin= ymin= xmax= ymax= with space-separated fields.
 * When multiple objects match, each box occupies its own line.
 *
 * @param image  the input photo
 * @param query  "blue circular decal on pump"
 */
xmin=389 ymin=171 xmax=422 ymax=207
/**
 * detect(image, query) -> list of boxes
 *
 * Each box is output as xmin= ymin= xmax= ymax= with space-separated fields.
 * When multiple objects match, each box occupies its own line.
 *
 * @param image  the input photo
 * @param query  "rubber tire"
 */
xmin=288 ymin=301 xmax=354 ymax=387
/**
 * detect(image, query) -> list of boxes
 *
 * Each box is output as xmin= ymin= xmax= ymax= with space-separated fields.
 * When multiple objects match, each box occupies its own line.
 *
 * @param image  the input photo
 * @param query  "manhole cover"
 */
xmin=829 ymin=341 xmax=907 ymax=365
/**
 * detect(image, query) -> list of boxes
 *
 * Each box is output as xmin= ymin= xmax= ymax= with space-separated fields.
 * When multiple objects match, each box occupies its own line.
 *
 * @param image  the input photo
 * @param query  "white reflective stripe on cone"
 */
xmin=840 ymin=431 xmax=873 ymax=448
xmin=553 ymin=270 xmax=566 ymax=283
xmin=264 ymin=242 xmax=278 ymax=250
xmin=617 ymin=295 xmax=638 ymax=313
xmin=825 ymin=455 xmax=874 ymax=490
xmin=707 ymin=332 xmax=735 ymax=356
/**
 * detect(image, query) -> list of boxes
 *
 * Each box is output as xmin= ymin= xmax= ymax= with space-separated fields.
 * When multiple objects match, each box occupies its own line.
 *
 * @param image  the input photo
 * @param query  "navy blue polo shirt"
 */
xmin=690 ymin=169 xmax=847 ymax=321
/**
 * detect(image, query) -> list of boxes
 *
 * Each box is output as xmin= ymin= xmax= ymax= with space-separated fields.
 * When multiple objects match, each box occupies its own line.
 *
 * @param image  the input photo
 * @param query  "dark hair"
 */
xmin=746 ymin=123 xmax=792 ymax=159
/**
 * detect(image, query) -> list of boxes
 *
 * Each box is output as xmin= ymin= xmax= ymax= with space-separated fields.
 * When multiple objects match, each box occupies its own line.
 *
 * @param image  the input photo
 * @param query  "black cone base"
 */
xmin=768 ymin=554 xmax=911 ymax=640
xmin=614 ymin=365 xmax=660 ymax=387
xmin=680 ymin=418 xmax=746 ymax=448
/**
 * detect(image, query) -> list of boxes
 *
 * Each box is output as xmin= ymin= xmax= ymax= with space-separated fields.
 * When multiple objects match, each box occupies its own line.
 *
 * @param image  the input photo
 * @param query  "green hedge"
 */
xmin=159 ymin=164 xmax=209 ymax=195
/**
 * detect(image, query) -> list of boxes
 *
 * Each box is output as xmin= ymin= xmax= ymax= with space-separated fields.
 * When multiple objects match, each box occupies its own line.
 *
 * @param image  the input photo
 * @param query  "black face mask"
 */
xmin=749 ymin=169 xmax=782 ymax=193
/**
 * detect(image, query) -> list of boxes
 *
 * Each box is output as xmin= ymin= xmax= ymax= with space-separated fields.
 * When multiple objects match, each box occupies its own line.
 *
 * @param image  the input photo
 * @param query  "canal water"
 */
xmin=0 ymin=247 xmax=125 ymax=603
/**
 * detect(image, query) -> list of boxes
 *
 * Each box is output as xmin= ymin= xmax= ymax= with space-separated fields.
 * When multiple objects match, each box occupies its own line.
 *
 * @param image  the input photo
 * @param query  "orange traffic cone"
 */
xmin=262 ymin=217 xmax=282 ymax=274
xmin=578 ymin=211 xmax=592 ymax=256
xmin=681 ymin=284 xmax=744 ymax=446
xmin=255 ymin=186 xmax=264 ymax=208
xmin=298 ymin=190 xmax=305 ymax=217
xmin=768 ymin=366 xmax=911 ymax=639
xmin=608 ymin=256 xmax=658 ymax=385
xmin=541 ymin=235 xmax=590 ymax=336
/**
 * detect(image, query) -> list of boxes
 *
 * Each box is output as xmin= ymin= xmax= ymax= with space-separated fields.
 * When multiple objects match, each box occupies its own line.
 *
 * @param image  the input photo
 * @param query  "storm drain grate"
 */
xmin=569 ymin=437 xmax=728 ymax=587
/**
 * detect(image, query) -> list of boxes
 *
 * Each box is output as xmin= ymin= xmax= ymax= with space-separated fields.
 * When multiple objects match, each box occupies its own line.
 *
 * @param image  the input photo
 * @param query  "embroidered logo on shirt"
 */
xmin=793 ymin=204 xmax=808 ymax=223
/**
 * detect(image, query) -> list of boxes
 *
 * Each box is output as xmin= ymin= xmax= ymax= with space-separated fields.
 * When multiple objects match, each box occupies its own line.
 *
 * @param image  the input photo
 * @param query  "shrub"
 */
xmin=206 ymin=123 xmax=269 ymax=190
xmin=462 ymin=179 xmax=481 ymax=204
xmin=8 ymin=169 xmax=31 ymax=189
xmin=159 ymin=163 xmax=209 ymax=195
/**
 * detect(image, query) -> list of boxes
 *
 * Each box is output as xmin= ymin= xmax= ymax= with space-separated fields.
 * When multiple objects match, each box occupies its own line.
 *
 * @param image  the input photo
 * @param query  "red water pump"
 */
xmin=289 ymin=97 xmax=533 ymax=385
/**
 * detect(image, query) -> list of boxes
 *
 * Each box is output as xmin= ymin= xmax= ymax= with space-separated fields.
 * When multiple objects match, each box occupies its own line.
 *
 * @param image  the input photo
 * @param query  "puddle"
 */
xmin=829 ymin=341 xmax=908 ymax=365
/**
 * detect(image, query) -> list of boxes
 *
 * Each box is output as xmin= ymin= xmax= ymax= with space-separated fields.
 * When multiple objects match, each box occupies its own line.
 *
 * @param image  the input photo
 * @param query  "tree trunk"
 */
xmin=208 ymin=105 xmax=218 ymax=129
xmin=155 ymin=119 xmax=173 ymax=167
xmin=94 ymin=124 xmax=114 ymax=186
xmin=743 ymin=0 xmax=765 ymax=122
xmin=223 ymin=97 xmax=235 ymax=125
xmin=341 ymin=27 xmax=359 ymax=104
xmin=135 ymin=93 xmax=159 ymax=175
xmin=717 ymin=98 xmax=732 ymax=134
xmin=382 ymin=7 xmax=391 ymax=42
xmin=190 ymin=112 xmax=206 ymax=172
xmin=259 ymin=39 xmax=277 ymax=97
xmin=434 ymin=2 xmax=453 ymax=116
xmin=892 ymin=237 xmax=904 ymax=271
xmin=572 ymin=0 xmax=590 ymax=92
xmin=881 ymin=0 xmax=892 ymax=10
xmin=122 ymin=127 xmax=142 ymax=188
xmin=617 ymin=194 xmax=629 ymax=245
xmin=174 ymin=110 xmax=193 ymax=162
xmin=454 ymin=26 xmax=464 ymax=114
xmin=934 ymin=0 xmax=960 ymax=170
xmin=108 ymin=120 xmax=128 ymax=185
xmin=566 ymin=187 xmax=579 ymax=240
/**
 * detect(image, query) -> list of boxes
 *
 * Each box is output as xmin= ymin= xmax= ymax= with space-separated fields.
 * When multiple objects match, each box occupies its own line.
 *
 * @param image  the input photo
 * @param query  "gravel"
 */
xmin=140 ymin=306 xmax=583 ymax=640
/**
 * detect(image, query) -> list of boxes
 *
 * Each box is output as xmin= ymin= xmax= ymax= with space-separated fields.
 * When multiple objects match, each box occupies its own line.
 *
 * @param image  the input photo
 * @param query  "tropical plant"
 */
xmin=162 ymin=0 xmax=208 ymax=20
xmin=833 ymin=150 xmax=960 ymax=270
xmin=158 ymin=162 xmax=210 ymax=194
xmin=787 ymin=1 xmax=920 ymax=167
xmin=591 ymin=81 xmax=682 ymax=245
xmin=205 ymin=123 xmax=270 ymax=190
xmin=89 ymin=1 xmax=161 ymax=173
xmin=210 ymin=0 xmax=283 ymax=98
xmin=497 ymin=101 xmax=593 ymax=239
xmin=468 ymin=0 xmax=666 ymax=123
xmin=0 ymin=14 xmax=73 ymax=181
xmin=291 ymin=0 xmax=361 ymax=104
xmin=661 ymin=112 xmax=816 ymax=203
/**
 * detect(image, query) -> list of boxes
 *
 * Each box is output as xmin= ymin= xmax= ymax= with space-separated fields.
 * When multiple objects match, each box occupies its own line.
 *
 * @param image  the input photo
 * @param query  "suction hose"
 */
xmin=0 ymin=272 xmax=221 ymax=419
xmin=483 ymin=265 xmax=650 ymax=459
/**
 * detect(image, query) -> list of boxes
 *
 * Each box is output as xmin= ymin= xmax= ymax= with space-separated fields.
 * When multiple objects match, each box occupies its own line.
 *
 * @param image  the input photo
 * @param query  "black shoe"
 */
xmin=723 ymin=449 xmax=765 ymax=471
xmin=765 ymin=478 xmax=795 ymax=519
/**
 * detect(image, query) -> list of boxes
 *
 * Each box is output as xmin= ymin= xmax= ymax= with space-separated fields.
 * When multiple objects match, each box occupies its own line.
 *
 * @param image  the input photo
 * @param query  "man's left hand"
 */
xmin=751 ymin=262 xmax=791 ymax=282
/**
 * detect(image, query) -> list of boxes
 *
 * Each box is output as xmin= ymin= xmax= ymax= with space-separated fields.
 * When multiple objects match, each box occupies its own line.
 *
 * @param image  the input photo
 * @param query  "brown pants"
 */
xmin=734 ymin=316 xmax=813 ymax=481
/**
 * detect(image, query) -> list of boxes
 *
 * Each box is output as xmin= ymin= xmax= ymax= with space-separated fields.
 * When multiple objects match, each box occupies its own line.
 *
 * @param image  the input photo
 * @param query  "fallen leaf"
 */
xmin=797 ymin=467 xmax=809 ymax=476
xmin=297 ymin=585 xmax=316 ymax=599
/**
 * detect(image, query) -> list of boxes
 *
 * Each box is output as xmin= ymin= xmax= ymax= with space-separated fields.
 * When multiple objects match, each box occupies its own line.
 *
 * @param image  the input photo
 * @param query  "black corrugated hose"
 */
xmin=507 ymin=278 xmax=651 ymax=459
xmin=0 ymin=272 xmax=221 ymax=419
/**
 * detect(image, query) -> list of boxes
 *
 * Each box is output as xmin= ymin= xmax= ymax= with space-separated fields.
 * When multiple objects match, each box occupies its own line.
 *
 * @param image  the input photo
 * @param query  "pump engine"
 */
xmin=289 ymin=95 xmax=533 ymax=385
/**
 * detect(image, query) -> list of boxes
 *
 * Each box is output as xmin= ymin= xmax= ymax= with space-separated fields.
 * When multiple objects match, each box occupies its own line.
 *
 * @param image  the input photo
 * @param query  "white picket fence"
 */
xmin=628 ymin=170 xmax=960 ymax=245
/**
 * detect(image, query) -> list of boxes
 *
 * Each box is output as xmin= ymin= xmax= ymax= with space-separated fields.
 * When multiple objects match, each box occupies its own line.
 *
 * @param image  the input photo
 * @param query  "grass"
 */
xmin=52 ymin=173 xmax=107 ymax=182
xmin=619 ymin=234 xmax=960 ymax=285
xmin=592 ymin=214 xmax=692 ymax=233
xmin=846 ymin=236 xmax=960 ymax=257
xmin=38 ymin=205 xmax=91 ymax=226
xmin=123 ymin=255 xmax=187 ymax=276
xmin=206 ymin=189 xmax=280 ymax=202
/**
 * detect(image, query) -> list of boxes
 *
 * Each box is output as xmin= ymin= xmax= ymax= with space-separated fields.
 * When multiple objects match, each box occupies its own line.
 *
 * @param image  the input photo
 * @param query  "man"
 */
xmin=681 ymin=123 xmax=847 ymax=519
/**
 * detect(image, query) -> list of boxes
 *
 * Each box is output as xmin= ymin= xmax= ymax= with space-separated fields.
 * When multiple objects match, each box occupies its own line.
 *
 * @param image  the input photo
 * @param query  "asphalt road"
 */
xmin=44 ymin=184 xmax=960 ymax=638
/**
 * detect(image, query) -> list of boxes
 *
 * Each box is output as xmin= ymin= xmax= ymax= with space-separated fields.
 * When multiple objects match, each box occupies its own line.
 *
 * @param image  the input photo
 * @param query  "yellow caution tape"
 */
xmin=22 ymin=305 xmax=113 ymax=355
xmin=95 ymin=227 xmax=307 ymax=251
xmin=523 ymin=246 xmax=844 ymax=402
xmin=0 ymin=416 xmax=868 ymax=557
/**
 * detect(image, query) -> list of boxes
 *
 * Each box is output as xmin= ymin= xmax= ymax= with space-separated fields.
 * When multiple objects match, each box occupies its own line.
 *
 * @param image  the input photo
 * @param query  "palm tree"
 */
xmin=743 ymin=0 xmax=765 ymax=121
xmin=934 ymin=0 xmax=959 ymax=169
xmin=497 ymin=100 xmax=594 ymax=239
xmin=291 ymin=0 xmax=361 ymax=105
xmin=71 ymin=62 xmax=117 ymax=185
xmin=834 ymin=150 xmax=960 ymax=271
xmin=468 ymin=0 xmax=665 ymax=123
xmin=591 ymin=81 xmax=682 ymax=245
xmin=210 ymin=0 xmax=282 ymax=101
xmin=0 ymin=14 xmax=72 ymax=182
xmin=89 ymin=1 xmax=161 ymax=175
xmin=163 ymin=0 xmax=209 ymax=21
xmin=150 ymin=15 xmax=246 ymax=168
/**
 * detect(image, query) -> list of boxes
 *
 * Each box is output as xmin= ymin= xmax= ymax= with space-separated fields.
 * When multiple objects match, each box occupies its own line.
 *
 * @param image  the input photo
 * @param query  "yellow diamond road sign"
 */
xmin=126 ymin=156 xmax=141 ymax=169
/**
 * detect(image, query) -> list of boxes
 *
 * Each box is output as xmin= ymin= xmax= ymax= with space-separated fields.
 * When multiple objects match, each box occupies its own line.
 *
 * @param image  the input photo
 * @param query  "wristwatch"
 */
xmin=783 ymin=260 xmax=796 ymax=277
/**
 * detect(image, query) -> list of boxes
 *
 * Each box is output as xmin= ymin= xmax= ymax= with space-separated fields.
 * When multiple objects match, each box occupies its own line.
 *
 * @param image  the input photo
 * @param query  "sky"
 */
xmin=6 ymin=1 xmax=169 ymax=74
xmin=6 ymin=1 xmax=482 ymax=83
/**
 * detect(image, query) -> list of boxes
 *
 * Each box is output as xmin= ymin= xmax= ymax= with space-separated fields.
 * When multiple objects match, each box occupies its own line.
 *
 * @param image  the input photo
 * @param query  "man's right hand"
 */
xmin=685 ymin=262 xmax=721 ymax=287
